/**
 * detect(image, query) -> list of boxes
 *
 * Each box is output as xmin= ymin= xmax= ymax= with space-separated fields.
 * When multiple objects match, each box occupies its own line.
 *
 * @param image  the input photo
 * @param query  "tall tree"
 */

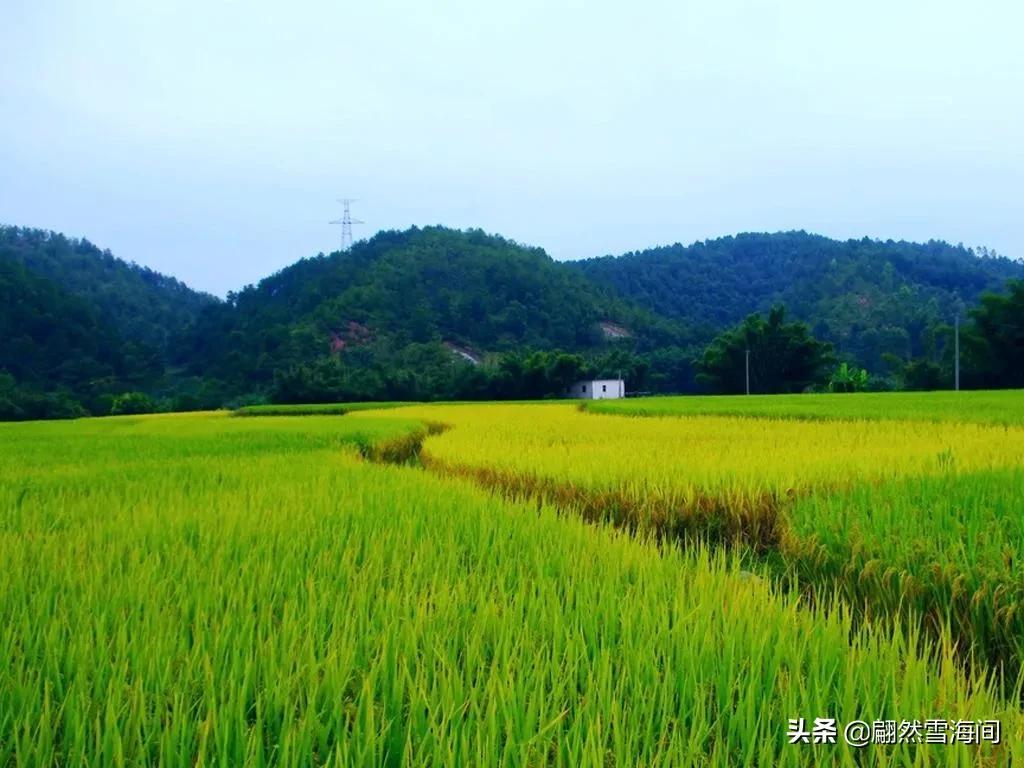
xmin=964 ymin=279 xmax=1024 ymax=389
xmin=697 ymin=306 xmax=833 ymax=394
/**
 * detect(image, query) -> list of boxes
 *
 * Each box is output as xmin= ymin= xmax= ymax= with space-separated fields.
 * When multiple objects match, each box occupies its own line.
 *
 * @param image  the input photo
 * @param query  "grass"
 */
xmin=232 ymin=402 xmax=411 ymax=417
xmin=584 ymin=390 xmax=1024 ymax=425
xmin=1 ymin=411 xmax=1020 ymax=765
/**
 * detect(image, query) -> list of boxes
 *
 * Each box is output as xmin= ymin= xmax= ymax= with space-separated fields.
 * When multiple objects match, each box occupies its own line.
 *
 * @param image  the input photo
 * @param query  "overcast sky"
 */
xmin=1 ymin=0 xmax=1021 ymax=296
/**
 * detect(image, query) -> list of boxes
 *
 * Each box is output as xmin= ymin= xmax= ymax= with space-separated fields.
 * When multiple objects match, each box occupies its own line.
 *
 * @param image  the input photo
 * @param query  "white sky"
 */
xmin=1 ymin=0 xmax=1021 ymax=295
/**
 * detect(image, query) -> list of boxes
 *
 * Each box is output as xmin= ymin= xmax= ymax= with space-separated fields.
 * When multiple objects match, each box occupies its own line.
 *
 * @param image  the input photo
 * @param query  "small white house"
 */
xmin=564 ymin=379 xmax=625 ymax=399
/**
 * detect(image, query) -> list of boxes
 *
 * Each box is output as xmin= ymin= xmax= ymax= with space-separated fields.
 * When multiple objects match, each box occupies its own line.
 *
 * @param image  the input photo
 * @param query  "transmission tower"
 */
xmin=329 ymin=198 xmax=363 ymax=251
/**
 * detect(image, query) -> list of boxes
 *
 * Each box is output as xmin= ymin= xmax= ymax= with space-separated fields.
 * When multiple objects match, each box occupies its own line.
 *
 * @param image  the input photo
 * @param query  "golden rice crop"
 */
xmin=373 ymin=403 xmax=1024 ymax=496
xmin=1 ymin=412 xmax=1020 ymax=766
xmin=586 ymin=390 xmax=1024 ymax=425
xmin=357 ymin=403 xmax=1024 ymax=553
xmin=783 ymin=468 xmax=1024 ymax=677
xmin=351 ymin=401 xmax=1024 ymax=682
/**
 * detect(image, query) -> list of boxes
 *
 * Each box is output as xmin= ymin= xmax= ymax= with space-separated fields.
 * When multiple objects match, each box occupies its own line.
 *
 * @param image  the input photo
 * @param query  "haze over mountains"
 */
xmin=2 ymin=223 xmax=1021 ymax=418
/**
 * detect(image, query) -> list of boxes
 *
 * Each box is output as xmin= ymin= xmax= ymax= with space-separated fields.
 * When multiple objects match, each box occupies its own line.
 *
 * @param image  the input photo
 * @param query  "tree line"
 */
xmin=694 ymin=279 xmax=1024 ymax=395
xmin=2 ymin=225 xmax=1023 ymax=419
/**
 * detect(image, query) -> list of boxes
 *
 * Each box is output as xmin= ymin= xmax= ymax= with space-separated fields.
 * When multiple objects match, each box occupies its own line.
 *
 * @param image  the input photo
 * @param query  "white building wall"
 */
xmin=590 ymin=379 xmax=624 ymax=399
xmin=565 ymin=379 xmax=625 ymax=399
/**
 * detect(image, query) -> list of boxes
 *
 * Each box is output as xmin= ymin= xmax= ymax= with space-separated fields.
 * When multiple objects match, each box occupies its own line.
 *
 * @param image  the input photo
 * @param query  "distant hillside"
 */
xmin=0 ymin=258 xmax=131 ymax=418
xmin=179 ymin=226 xmax=687 ymax=393
xmin=0 ymin=226 xmax=216 ymax=418
xmin=571 ymin=232 xmax=1024 ymax=372
xmin=0 ymin=226 xmax=217 ymax=352
xmin=4 ymin=223 xmax=1022 ymax=418
xmin=0 ymin=257 xmax=125 ymax=385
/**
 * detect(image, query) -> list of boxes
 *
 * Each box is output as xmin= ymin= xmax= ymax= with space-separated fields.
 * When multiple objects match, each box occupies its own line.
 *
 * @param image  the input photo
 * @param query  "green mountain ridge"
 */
xmin=0 ymin=225 xmax=218 ymax=417
xmin=2 ymin=224 xmax=1021 ymax=417
xmin=571 ymin=231 xmax=1024 ymax=372
xmin=177 ymin=226 xmax=685 ymax=388
xmin=0 ymin=226 xmax=217 ymax=351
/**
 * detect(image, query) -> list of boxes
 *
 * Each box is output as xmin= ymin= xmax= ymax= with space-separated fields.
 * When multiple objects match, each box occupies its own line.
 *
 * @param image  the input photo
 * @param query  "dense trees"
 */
xmin=963 ymin=279 xmax=1024 ymax=389
xmin=177 ymin=226 xmax=692 ymax=401
xmin=271 ymin=346 xmax=654 ymax=403
xmin=0 ymin=227 xmax=215 ymax=418
xmin=0 ymin=227 xmax=215 ymax=350
xmin=574 ymin=232 xmax=1024 ymax=377
xmin=696 ymin=306 xmax=834 ymax=394
xmin=0 ymin=373 xmax=87 ymax=421
xmin=0 ymin=257 xmax=126 ymax=412
xmin=109 ymin=391 xmax=158 ymax=415
xmin=2 ymin=224 xmax=1023 ymax=420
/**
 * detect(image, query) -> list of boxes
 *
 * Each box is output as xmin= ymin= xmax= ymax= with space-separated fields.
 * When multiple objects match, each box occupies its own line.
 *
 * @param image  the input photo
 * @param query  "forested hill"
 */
xmin=3 ymin=224 xmax=1023 ymax=418
xmin=1 ymin=258 xmax=128 ymax=413
xmin=571 ymin=232 xmax=1024 ymax=371
xmin=0 ymin=226 xmax=217 ymax=419
xmin=0 ymin=226 xmax=217 ymax=351
xmin=178 ymin=226 xmax=686 ymax=394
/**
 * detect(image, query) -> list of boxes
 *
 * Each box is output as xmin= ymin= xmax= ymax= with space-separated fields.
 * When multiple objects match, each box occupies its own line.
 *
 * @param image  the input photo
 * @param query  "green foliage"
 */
xmin=3 ymin=223 xmax=1023 ymax=420
xmin=484 ymin=350 xmax=585 ymax=399
xmin=178 ymin=227 xmax=689 ymax=396
xmin=0 ymin=373 xmax=87 ymax=421
xmin=0 ymin=226 xmax=216 ymax=352
xmin=269 ymin=346 xmax=620 ymax=402
xmin=0 ymin=257 xmax=129 ymax=417
xmin=0 ymin=258 xmax=125 ymax=389
xmin=697 ymin=306 xmax=833 ymax=394
xmin=901 ymin=358 xmax=945 ymax=391
xmin=828 ymin=362 xmax=869 ymax=392
xmin=575 ymin=231 xmax=1024 ymax=376
xmin=963 ymin=278 xmax=1024 ymax=389
xmin=0 ymin=226 xmax=215 ymax=418
xmin=110 ymin=391 xmax=157 ymax=415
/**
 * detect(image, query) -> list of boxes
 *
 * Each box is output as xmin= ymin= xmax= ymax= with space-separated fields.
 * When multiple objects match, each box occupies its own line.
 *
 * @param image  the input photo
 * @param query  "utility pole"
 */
xmin=745 ymin=349 xmax=750 ymax=395
xmin=329 ymin=198 xmax=363 ymax=251
xmin=954 ymin=313 xmax=960 ymax=391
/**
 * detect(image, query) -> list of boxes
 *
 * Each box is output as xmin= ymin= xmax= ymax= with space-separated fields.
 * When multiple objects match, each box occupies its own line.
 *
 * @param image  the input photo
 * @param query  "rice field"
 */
xmin=232 ymin=402 xmax=411 ymax=417
xmin=3 ymin=393 xmax=1024 ymax=765
xmin=358 ymin=403 xmax=1024 ymax=556
xmin=783 ymin=468 xmax=1024 ymax=675
xmin=584 ymin=390 xmax=1024 ymax=425
xmin=352 ymin=399 xmax=1024 ymax=683
xmin=380 ymin=402 xmax=1024 ymax=497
